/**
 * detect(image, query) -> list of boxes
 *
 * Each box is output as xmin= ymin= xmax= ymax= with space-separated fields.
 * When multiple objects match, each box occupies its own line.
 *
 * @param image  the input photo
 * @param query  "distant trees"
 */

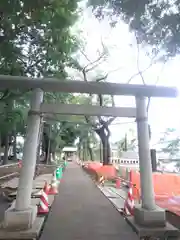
xmin=159 ymin=128 xmax=180 ymax=158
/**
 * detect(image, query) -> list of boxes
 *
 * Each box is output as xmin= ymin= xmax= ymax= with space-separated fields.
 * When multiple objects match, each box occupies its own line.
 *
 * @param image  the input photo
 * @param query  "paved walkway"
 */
xmin=40 ymin=163 xmax=138 ymax=240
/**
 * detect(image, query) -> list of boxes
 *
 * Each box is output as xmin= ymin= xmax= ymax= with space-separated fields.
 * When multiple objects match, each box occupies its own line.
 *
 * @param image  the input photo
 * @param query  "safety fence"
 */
xmin=79 ymin=160 xmax=180 ymax=217
xmin=119 ymin=167 xmax=180 ymax=216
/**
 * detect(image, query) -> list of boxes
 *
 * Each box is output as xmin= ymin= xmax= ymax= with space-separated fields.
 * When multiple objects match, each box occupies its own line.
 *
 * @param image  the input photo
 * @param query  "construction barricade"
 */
xmin=83 ymin=162 xmax=102 ymax=180
xmin=95 ymin=165 xmax=117 ymax=181
xmin=126 ymin=169 xmax=180 ymax=217
xmin=82 ymin=162 xmax=118 ymax=183
xmin=156 ymin=196 xmax=180 ymax=216
xmin=129 ymin=170 xmax=180 ymax=199
xmin=84 ymin=162 xmax=180 ymax=217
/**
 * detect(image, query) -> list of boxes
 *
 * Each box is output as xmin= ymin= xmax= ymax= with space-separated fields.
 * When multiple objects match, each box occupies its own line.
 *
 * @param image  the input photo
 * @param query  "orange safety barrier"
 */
xmin=127 ymin=169 xmax=180 ymax=216
xmin=82 ymin=161 xmax=95 ymax=169
xmin=156 ymin=196 xmax=180 ymax=216
xmin=95 ymin=165 xmax=117 ymax=180
xmin=82 ymin=162 xmax=103 ymax=180
xmin=155 ymin=193 xmax=170 ymax=201
xmin=87 ymin=162 xmax=102 ymax=171
xmin=130 ymin=170 xmax=180 ymax=199
xmin=155 ymin=172 xmax=180 ymax=196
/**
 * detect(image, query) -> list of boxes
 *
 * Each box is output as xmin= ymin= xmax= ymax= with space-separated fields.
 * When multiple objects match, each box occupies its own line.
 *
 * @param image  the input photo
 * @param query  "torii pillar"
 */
xmin=134 ymin=96 xmax=166 ymax=227
xmin=125 ymin=95 xmax=179 ymax=240
xmin=126 ymin=96 xmax=179 ymax=238
xmin=3 ymin=89 xmax=43 ymax=230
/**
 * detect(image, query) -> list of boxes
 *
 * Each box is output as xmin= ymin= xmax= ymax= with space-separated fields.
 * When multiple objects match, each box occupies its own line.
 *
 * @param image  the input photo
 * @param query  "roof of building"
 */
xmin=62 ymin=147 xmax=77 ymax=152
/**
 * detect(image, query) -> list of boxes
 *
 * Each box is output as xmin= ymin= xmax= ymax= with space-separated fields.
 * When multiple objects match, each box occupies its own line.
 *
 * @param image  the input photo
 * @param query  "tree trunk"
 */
xmin=83 ymin=142 xmax=86 ymax=161
xmin=97 ymin=128 xmax=111 ymax=165
xmin=88 ymin=145 xmax=93 ymax=161
xmin=0 ymin=133 xmax=2 ymax=164
xmin=87 ymin=138 xmax=94 ymax=161
xmin=78 ymin=138 xmax=83 ymax=161
xmin=77 ymin=143 xmax=81 ymax=160
xmin=52 ymin=151 xmax=55 ymax=162
xmin=101 ymin=137 xmax=111 ymax=165
xmin=41 ymin=129 xmax=50 ymax=164
xmin=44 ymin=138 xmax=52 ymax=164
xmin=46 ymin=137 xmax=51 ymax=164
xmin=12 ymin=129 xmax=17 ymax=161
xmin=106 ymin=138 xmax=111 ymax=164
xmin=3 ymin=135 xmax=9 ymax=165
xmin=36 ymin=119 xmax=43 ymax=164
xmin=99 ymin=141 xmax=102 ymax=163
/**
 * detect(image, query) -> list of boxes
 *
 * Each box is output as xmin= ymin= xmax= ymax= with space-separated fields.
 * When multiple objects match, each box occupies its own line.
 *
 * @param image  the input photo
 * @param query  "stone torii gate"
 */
xmin=0 ymin=75 xmax=178 ymax=236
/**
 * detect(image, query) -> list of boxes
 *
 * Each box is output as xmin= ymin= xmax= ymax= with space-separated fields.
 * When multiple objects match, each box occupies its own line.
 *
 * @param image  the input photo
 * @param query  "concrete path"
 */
xmin=40 ymin=163 xmax=138 ymax=240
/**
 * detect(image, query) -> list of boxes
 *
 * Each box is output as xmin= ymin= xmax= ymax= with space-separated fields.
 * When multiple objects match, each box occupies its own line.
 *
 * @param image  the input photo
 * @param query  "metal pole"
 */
xmin=15 ymin=89 xmax=43 ymax=210
xmin=136 ymin=96 xmax=156 ymax=210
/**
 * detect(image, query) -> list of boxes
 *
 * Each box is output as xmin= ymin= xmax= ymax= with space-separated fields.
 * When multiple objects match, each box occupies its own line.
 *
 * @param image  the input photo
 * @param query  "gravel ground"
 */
xmin=0 ymin=163 xmax=56 ymax=222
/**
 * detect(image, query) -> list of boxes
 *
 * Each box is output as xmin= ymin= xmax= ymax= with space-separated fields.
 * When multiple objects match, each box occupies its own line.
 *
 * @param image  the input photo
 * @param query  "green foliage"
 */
xmin=159 ymin=128 xmax=176 ymax=142
xmin=115 ymin=132 xmax=137 ymax=155
xmin=162 ymin=138 xmax=180 ymax=157
xmin=60 ymin=121 xmax=80 ymax=146
xmin=89 ymin=0 xmax=180 ymax=57
xmin=0 ymin=0 xmax=81 ymax=151
xmin=160 ymin=128 xmax=180 ymax=157
xmin=76 ymin=124 xmax=98 ymax=161
xmin=0 ymin=0 xmax=79 ymax=78
xmin=0 ymin=0 xmax=80 ymax=97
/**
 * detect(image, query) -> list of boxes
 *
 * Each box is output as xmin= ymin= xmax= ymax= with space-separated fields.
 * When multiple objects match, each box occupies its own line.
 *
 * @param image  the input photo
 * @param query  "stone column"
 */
xmin=4 ymin=89 xmax=43 ymax=230
xmin=134 ymin=96 xmax=165 ymax=227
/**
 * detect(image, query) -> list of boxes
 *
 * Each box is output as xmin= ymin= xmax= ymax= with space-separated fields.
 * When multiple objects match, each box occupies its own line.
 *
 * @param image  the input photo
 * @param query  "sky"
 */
xmin=73 ymin=7 xmax=180 ymax=148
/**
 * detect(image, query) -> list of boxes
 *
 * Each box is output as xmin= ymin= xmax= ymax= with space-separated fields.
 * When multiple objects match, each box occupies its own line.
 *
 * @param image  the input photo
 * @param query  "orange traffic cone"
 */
xmin=38 ymin=182 xmax=49 ymax=214
xmin=123 ymin=184 xmax=135 ymax=216
xmin=48 ymin=174 xmax=58 ymax=195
